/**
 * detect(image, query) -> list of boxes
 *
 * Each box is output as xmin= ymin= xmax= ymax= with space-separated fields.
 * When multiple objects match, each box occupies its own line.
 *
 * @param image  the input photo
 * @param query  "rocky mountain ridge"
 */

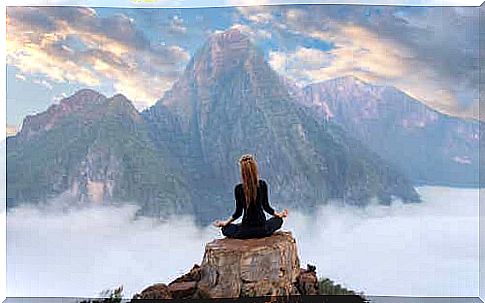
xmin=302 ymin=75 xmax=480 ymax=186
xmin=7 ymin=89 xmax=191 ymax=214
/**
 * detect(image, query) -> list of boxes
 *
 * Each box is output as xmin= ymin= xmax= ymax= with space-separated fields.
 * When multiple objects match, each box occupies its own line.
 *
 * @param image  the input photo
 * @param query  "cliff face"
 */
xmin=132 ymin=232 xmax=364 ymax=301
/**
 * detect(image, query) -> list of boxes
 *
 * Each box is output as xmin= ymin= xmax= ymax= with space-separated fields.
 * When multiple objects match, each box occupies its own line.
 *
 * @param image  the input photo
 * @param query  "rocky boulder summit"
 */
xmin=197 ymin=231 xmax=300 ymax=298
xmin=132 ymin=232 xmax=365 ymax=301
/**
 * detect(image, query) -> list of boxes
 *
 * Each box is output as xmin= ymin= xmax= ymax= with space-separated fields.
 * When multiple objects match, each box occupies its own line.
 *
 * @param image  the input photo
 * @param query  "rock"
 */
xmin=168 ymin=281 xmax=198 ymax=299
xmin=196 ymin=231 xmax=300 ymax=298
xmin=131 ymin=283 xmax=172 ymax=300
xmin=131 ymin=232 xmax=367 ymax=301
xmin=295 ymin=264 xmax=319 ymax=295
xmin=169 ymin=264 xmax=201 ymax=284
xmin=167 ymin=264 xmax=201 ymax=299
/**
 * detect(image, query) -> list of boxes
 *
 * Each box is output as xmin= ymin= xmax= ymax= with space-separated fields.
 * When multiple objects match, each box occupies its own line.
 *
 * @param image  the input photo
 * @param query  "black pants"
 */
xmin=221 ymin=217 xmax=283 ymax=239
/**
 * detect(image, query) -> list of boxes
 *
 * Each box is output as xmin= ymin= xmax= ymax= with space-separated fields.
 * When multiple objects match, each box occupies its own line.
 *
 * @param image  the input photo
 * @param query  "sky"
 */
xmin=5 ymin=3 xmax=481 ymax=131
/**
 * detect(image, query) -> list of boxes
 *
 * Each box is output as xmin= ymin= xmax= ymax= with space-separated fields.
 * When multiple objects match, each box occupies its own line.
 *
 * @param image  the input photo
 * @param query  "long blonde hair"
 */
xmin=239 ymin=154 xmax=259 ymax=208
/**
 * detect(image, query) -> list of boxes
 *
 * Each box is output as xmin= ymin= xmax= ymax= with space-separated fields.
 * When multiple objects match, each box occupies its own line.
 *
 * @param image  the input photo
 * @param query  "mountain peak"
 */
xmin=328 ymin=75 xmax=372 ymax=87
xmin=70 ymin=88 xmax=104 ymax=99
xmin=108 ymin=93 xmax=140 ymax=118
xmin=111 ymin=93 xmax=130 ymax=103
xmin=55 ymin=89 xmax=107 ymax=112
xmin=208 ymin=28 xmax=250 ymax=48
xmin=304 ymin=75 xmax=385 ymax=104
xmin=193 ymin=28 xmax=254 ymax=71
xmin=158 ymin=27 xmax=272 ymax=129
xmin=18 ymin=89 xmax=108 ymax=140
xmin=165 ymin=27 xmax=262 ymax=109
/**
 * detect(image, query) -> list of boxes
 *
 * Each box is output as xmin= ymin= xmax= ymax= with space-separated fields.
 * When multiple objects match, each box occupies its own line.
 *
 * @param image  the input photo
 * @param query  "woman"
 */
xmin=213 ymin=154 xmax=288 ymax=239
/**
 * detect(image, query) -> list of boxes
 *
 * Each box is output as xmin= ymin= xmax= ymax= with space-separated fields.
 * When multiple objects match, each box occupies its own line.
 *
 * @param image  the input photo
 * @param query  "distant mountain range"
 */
xmin=8 ymin=29 xmax=478 ymax=223
xmin=302 ymin=76 xmax=481 ymax=187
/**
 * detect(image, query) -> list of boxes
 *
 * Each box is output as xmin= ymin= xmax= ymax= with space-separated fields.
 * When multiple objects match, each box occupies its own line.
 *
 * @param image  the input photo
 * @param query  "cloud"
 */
xmin=6 ymin=186 xmax=479 ymax=297
xmin=6 ymin=0 xmax=483 ymax=6
xmin=6 ymin=125 xmax=18 ymax=137
xmin=238 ymin=6 xmax=479 ymax=120
xmin=236 ymin=7 xmax=274 ymax=24
xmin=269 ymin=23 xmax=459 ymax=118
xmin=6 ymin=5 xmax=480 ymax=118
xmin=168 ymin=15 xmax=187 ymax=34
xmin=32 ymin=78 xmax=54 ymax=90
xmin=225 ymin=23 xmax=272 ymax=41
xmin=14 ymin=74 xmax=26 ymax=81
xmin=6 ymin=7 xmax=190 ymax=107
xmin=269 ymin=46 xmax=333 ymax=83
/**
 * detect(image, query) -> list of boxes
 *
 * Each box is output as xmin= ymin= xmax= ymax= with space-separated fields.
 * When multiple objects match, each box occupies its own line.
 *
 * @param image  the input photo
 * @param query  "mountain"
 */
xmin=7 ymin=89 xmax=192 ymax=215
xmin=302 ymin=76 xmax=480 ymax=187
xmin=143 ymin=29 xmax=419 ymax=217
xmin=7 ymin=30 xmax=420 ymax=223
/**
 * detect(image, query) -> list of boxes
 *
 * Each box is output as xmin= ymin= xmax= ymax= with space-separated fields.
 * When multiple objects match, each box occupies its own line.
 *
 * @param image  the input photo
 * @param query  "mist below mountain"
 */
xmin=7 ymin=186 xmax=478 ymax=298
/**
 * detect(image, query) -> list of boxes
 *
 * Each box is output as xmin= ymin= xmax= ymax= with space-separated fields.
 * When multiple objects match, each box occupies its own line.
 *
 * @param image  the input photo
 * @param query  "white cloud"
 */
xmin=227 ymin=23 xmax=272 ymax=41
xmin=6 ymin=125 xmax=18 ymax=137
xmin=14 ymin=74 xmax=26 ymax=81
xmin=237 ymin=7 xmax=274 ymax=24
xmin=168 ymin=15 xmax=187 ymax=34
xmin=6 ymin=186 xmax=479 ymax=298
xmin=32 ymin=79 xmax=54 ymax=90
xmin=269 ymin=46 xmax=333 ymax=83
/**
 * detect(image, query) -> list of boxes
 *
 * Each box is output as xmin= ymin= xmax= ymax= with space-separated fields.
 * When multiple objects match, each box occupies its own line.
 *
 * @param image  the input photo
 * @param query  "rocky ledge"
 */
xmin=132 ymin=232 xmax=364 ymax=301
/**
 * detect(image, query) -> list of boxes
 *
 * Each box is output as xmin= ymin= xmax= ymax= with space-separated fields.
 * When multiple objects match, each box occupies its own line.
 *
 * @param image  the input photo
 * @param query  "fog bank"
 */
xmin=7 ymin=186 xmax=478 ymax=298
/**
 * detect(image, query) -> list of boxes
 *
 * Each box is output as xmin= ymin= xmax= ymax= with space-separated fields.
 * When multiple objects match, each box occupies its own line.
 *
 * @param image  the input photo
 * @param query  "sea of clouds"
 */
xmin=6 ymin=186 xmax=479 ymax=298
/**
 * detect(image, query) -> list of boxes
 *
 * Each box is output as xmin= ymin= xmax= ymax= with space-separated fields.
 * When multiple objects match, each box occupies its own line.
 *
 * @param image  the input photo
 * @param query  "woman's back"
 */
xmin=234 ymin=179 xmax=275 ymax=227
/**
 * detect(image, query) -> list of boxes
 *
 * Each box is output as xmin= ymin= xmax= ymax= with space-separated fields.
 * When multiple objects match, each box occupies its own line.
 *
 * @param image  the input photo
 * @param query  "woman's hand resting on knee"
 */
xmin=274 ymin=209 xmax=289 ymax=218
xmin=213 ymin=220 xmax=227 ymax=228
xmin=213 ymin=216 xmax=235 ymax=228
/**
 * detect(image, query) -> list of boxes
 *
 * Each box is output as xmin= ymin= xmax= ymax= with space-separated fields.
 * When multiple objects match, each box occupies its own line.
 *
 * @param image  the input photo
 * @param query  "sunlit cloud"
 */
xmin=6 ymin=125 xmax=18 ymax=137
xmin=239 ymin=6 xmax=479 ymax=120
xmin=269 ymin=23 xmax=460 ymax=118
xmin=6 ymin=7 xmax=190 ymax=107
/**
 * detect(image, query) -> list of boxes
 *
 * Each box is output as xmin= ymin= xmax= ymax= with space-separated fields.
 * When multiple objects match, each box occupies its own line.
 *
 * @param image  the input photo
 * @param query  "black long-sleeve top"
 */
xmin=231 ymin=179 xmax=276 ymax=227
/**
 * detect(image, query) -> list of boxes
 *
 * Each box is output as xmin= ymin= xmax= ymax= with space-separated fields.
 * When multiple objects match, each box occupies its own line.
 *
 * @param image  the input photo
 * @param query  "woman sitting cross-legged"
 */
xmin=213 ymin=154 xmax=288 ymax=239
